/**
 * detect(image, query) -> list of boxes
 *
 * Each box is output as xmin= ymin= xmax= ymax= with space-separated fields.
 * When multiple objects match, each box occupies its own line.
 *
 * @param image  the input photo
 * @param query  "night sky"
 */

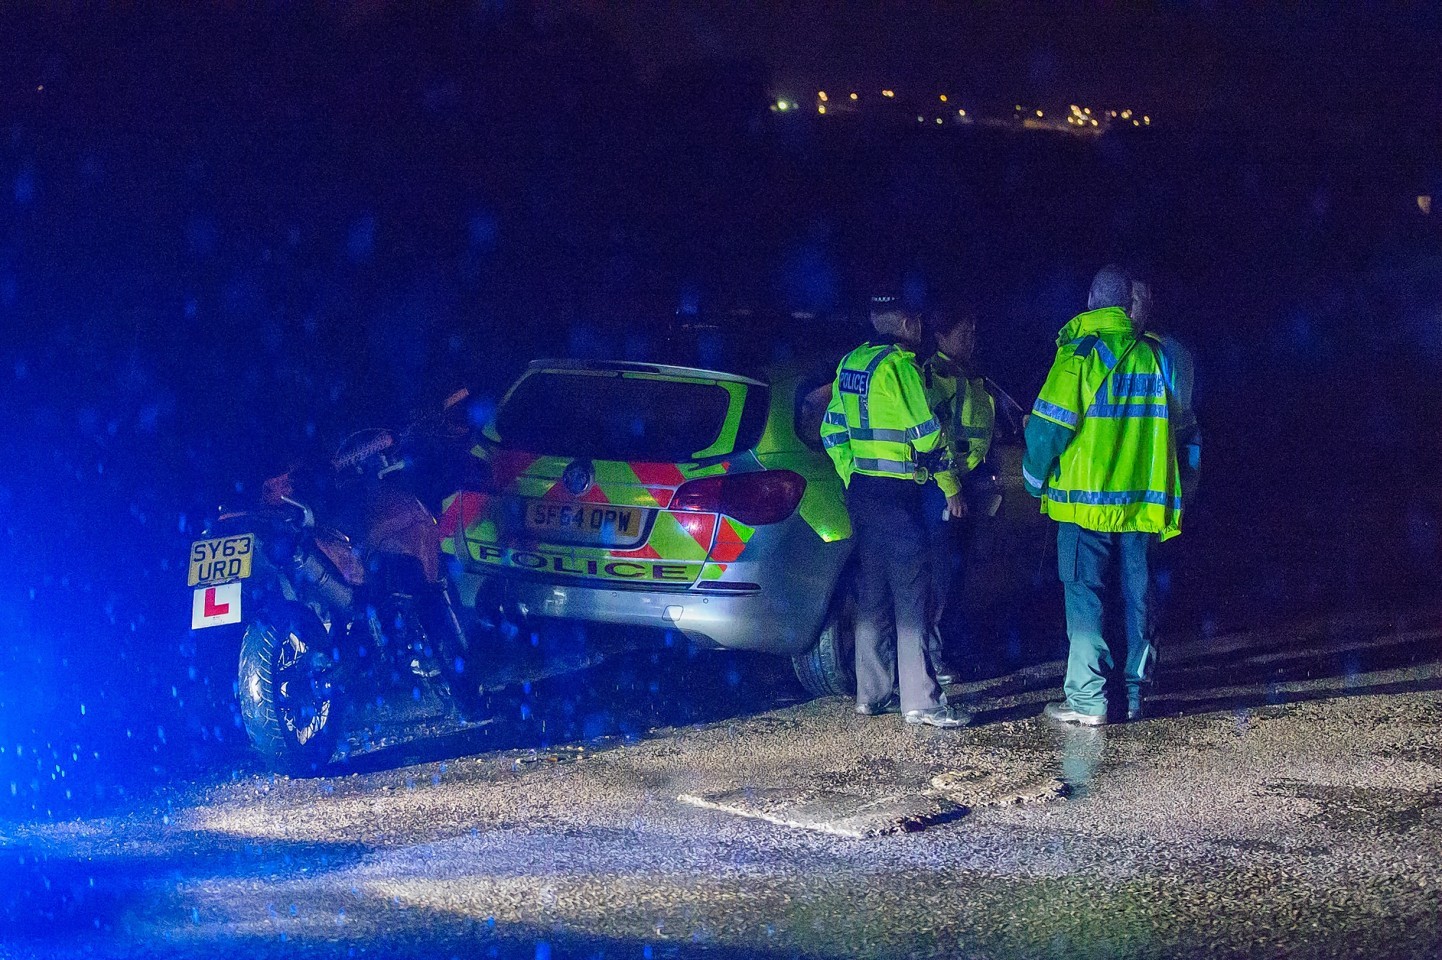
xmin=567 ymin=2 xmax=1442 ymax=128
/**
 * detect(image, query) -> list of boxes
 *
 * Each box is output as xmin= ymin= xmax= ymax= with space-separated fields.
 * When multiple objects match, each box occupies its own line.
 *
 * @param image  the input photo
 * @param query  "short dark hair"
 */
xmin=930 ymin=304 xmax=977 ymax=339
xmin=1088 ymin=264 xmax=1134 ymax=311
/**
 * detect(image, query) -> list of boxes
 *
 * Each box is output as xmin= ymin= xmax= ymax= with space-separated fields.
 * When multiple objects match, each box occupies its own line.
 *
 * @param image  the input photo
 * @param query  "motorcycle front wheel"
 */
xmin=237 ymin=603 xmax=341 ymax=777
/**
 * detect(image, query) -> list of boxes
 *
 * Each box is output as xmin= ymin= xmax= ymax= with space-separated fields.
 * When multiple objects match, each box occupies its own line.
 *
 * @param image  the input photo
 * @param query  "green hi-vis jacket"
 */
xmin=823 ymin=342 xmax=961 ymax=497
xmin=923 ymin=351 xmax=996 ymax=481
xmin=1022 ymin=306 xmax=1183 ymax=540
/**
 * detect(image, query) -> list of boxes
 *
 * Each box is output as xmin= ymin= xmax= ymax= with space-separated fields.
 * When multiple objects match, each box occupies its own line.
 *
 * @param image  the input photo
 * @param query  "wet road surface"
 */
xmin=2 ymin=609 xmax=1440 ymax=959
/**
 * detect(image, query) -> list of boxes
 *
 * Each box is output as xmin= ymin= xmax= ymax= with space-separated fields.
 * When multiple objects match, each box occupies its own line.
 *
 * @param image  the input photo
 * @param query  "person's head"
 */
xmin=1087 ymin=264 xmax=1135 ymax=313
xmin=1129 ymin=278 xmax=1155 ymax=333
xmin=933 ymin=306 xmax=978 ymax=365
xmin=869 ymin=293 xmax=923 ymax=347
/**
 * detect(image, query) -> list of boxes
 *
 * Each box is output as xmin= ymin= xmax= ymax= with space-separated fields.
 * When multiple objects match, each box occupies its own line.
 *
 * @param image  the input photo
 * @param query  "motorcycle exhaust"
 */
xmin=292 ymin=550 xmax=357 ymax=615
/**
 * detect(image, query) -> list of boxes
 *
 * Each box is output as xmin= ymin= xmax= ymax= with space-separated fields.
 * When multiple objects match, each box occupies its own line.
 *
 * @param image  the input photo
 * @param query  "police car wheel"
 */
xmin=792 ymin=594 xmax=856 ymax=698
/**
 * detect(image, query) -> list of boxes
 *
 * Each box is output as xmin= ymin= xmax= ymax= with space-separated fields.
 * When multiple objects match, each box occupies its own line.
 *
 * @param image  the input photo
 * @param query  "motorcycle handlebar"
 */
xmin=278 ymin=495 xmax=316 ymax=529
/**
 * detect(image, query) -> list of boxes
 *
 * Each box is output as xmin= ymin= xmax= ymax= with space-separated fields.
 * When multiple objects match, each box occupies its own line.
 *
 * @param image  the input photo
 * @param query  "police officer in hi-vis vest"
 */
xmin=822 ymin=294 xmax=970 ymax=728
xmin=921 ymin=306 xmax=995 ymax=685
xmin=1024 ymin=265 xmax=1185 ymax=725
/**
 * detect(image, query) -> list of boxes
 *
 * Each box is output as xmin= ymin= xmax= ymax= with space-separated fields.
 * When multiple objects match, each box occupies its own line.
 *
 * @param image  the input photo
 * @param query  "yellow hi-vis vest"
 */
xmin=822 ymin=343 xmax=960 ymax=497
xmin=923 ymin=352 xmax=996 ymax=480
xmin=1027 ymin=307 xmax=1183 ymax=540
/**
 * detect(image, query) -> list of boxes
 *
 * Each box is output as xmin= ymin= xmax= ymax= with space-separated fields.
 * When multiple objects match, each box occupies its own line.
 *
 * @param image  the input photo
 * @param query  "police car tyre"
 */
xmin=237 ymin=603 xmax=340 ymax=777
xmin=792 ymin=590 xmax=857 ymax=698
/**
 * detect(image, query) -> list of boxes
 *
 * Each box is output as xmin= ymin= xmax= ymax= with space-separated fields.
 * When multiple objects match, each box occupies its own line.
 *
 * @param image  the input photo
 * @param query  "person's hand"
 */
xmin=946 ymin=493 xmax=968 ymax=519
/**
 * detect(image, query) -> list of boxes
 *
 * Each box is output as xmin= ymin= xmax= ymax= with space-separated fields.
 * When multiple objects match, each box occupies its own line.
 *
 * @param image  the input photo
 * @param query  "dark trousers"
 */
xmin=923 ymin=491 xmax=974 ymax=673
xmin=1056 ymin=522 xmax=1157 ymax=715
xmin=847 ymin=475 xmax=943 ymax=713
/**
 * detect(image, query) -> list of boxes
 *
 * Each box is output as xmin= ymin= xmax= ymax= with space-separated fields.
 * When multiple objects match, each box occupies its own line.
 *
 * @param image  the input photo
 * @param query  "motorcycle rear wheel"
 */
xmin=237 ymin=603 xmax=341 ymax=777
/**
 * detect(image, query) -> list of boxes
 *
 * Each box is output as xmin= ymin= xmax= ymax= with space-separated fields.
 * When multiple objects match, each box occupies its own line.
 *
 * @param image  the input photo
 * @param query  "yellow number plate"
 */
xmin=523 ymin=501 xmax=644 ymax=545
xmin=188 ymin=534 xmax=255 ymax=586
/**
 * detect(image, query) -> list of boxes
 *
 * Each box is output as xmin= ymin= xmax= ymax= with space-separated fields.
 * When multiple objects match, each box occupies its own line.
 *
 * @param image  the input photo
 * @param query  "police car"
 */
xmin=438 ymin=351 xmax=1041 ymax=696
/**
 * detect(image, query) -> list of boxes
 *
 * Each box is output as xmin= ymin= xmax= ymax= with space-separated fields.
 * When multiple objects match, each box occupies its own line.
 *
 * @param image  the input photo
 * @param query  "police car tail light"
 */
xmin=672 ymin=470 xmax=807 ymax=526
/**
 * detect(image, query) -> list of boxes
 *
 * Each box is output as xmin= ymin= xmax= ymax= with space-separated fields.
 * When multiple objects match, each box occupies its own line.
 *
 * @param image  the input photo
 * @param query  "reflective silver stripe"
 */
xmin=1071 ymin=335 xmax=1119 ymax=369
xmin=864 ymin=345 xmax=897 ymax=374
xmin=1087 ymin=403 xmax=1169 ymax=419
xmin=1052 ymin=488 xmax=1181 ymax=509
xmin=821 ymin=432 xmax=849 ymax=450
xmin=1093 ymin=339 xmax=1117 ymax=367
xmin=907 ymin=416 xmax=941 ymax=441
xmin=1032 ymin=399 xmax=1078 ymax=427
xmin=849 ymin=427 xmax=909 ymax=443
xmin=1022 ymin=464 xmax=1044 ymax=489
xmin=822 ymin=411 xmax=848 ymax=428
xmin=857 ymin=346 xmax=897 ymax=428
xmin=853 ymin=457 xmax=916 ymax=477
xmin=847 ymin=418 xmax=940 ymax=445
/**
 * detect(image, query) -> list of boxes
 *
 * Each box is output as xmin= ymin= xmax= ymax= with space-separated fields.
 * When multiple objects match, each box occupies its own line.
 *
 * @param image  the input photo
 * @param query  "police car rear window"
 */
xmin=494 ymin=370 xmax=740 ymax=462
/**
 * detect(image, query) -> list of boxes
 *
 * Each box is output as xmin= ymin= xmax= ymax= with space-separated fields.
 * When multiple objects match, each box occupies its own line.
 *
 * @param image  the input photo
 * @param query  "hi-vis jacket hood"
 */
xmin=1054 ymin=305 xmax=1136 ymax=347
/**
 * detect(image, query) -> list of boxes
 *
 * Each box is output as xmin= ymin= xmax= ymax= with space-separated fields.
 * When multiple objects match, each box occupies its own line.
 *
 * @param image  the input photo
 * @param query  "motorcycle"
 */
xmin=186 ymin=390 xmax=487 ymax=776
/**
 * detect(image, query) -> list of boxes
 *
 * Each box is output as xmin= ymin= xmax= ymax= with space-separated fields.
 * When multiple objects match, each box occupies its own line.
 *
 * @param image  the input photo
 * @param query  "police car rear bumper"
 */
xmin=454 ymin=567 xmax=830 ymax=657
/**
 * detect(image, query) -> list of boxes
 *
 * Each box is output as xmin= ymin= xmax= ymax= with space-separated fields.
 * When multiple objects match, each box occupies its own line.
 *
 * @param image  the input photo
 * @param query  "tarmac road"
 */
xmin=2 ymin=609 xmax=1440 ymax=960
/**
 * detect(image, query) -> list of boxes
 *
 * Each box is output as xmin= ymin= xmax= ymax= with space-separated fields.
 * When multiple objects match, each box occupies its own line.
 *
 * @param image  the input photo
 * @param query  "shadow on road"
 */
xmin=0 ymin=832 xmax=842 ymax=959
xmin=1151 ymin=624 xmax=1442 ymax=716
xmin=968 ymin=611 xmax=1442 ymax=726
xmin=0 ymin=832 xmax=372 ymax=942
xmin=334 ymin=629 xmax=806 ymax=776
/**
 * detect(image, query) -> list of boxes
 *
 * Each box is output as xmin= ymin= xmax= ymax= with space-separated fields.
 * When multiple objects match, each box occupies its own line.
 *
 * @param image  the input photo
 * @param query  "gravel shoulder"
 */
xmin=3 ymin=610 xmax=1440 ymax=959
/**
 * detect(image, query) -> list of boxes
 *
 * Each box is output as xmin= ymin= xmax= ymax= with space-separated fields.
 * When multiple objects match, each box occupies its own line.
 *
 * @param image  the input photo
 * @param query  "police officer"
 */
xmin=922 ymin=307 xmax=996 ymax=685
xmin=1023 ymin=265 xmax=1184 ymax=725
xmin=822 ymin=294 xmax=970 ymax=728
